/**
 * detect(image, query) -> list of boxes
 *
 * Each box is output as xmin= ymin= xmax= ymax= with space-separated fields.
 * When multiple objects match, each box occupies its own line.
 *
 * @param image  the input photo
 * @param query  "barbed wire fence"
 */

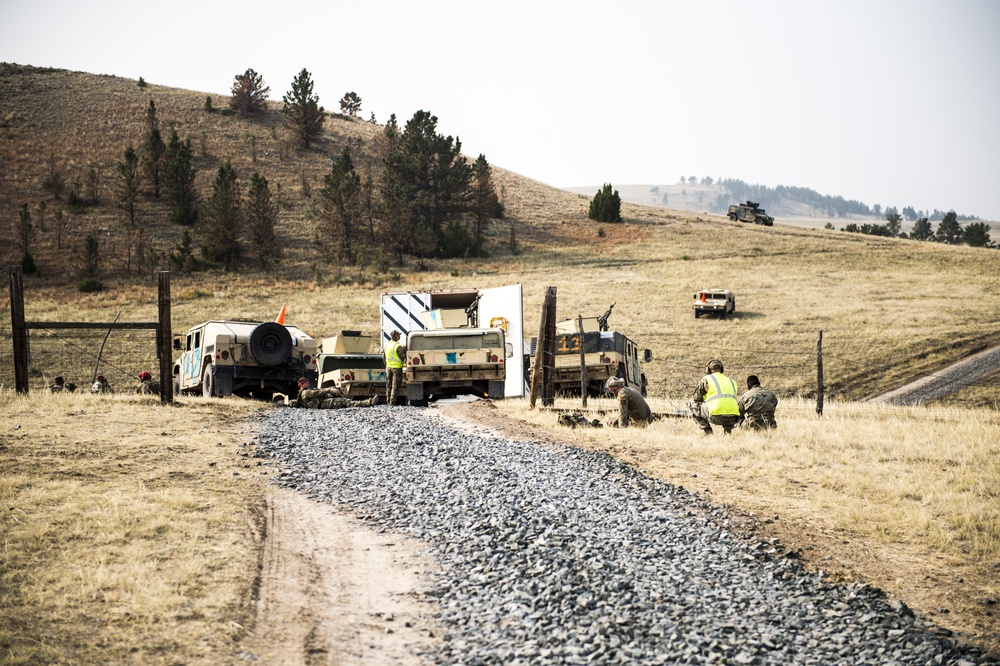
xmin=3 ymin=267 xmax=173 ymax=399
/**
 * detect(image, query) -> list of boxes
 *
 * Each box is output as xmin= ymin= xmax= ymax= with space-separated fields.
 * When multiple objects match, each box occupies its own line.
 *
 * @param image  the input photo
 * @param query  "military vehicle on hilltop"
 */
xmin=173 ymin=319 xmax=317 ymax=398
xmin=727 ymin=201 xmax=774 ymax=226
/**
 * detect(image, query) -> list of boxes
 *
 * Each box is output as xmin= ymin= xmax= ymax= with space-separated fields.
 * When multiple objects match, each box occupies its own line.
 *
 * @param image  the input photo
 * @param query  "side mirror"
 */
xmin=505 ymin=342 xmax=514 ymax=359
xmin=643 ymin=349 xmax=653 ymax=363
xmin=173 ymin=338 xmax=181 ymax=350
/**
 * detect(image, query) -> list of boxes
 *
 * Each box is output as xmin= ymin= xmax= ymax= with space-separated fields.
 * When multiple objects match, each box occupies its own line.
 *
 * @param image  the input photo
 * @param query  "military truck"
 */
xmin=173 ymin=319 xmax=317 ymax=398
xmin=405 ymin=327 xmax=511 ymax=406
xmin=317 ymin=331 xmax=386 ymax=399
xmin=693 ymin=289 xmax=736 ymax=318
xmin=727 ymin=201 xmax=774 ymax=226
xmin=381 ymin=285 xmax=525 ymax=399
xmin=529 ymin=305 xmax=651 ymax=397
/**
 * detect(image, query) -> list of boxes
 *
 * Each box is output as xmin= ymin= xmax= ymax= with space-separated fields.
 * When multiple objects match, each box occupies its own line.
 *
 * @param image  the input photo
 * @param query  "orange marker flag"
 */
xmin=276 ymin=305 xmax=287 ymax=325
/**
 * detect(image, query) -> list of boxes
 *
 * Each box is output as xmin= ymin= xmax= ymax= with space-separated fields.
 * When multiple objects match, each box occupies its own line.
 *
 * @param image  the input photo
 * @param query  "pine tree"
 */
xmin=282 ymin=68 xmax=325 ymax=148
xmin=199 ymin=161 xmax=243 ymax=270
xmin=339 ymin=91 xmax=362 ymax=117
xmin=162 ymin=130 xmax=198 ymax=225
xmin=319 ymin=146 xmax=362 ymax=263
xmin=471 ymin=154 xmax=503 ymax=249
xmin=381 ymin=110 xmax=472 ymax=258
xmin=230 ymin=68 xmax=270 ymax=116
xmin=963 ymin=222 xmax=992 ymax=248
xmin=116 ymin=145 xmax=142 ymax=272
xmin=935 ymin=211 xmax=962 ymax=244
xmin=910 ymin=217 xmax=933 ymax=241
xmin=142 ymin=101 xmax=166 ymax=198
xmin=589 ymin=184 xmax=622 ymax=223
xmin=246 ymin=172 xmax=280 ymax=269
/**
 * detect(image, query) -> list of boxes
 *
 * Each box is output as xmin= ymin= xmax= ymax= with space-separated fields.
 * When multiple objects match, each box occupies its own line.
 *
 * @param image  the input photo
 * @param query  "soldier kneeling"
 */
xmin=293 ymin=377 xmax=383 ymax=409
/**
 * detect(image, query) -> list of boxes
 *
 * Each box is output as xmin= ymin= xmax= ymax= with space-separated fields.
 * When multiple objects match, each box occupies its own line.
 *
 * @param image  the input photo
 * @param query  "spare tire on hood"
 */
xmin=248 ymin=322 xmax=293 ymax=366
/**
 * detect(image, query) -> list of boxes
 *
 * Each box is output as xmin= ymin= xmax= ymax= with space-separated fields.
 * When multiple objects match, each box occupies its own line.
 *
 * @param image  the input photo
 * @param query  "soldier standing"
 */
xmin=738 ymin=375 xmax=778 ymax=430
xmin=294 ymin=377 xmax=381 ymax=409
xmin=689 ymin=359 xmax=741 ymax=435
xmin=605 ymin=376 xmax=651 ymax=427
xmin=384 ymin=330 xmax=406 ymax=406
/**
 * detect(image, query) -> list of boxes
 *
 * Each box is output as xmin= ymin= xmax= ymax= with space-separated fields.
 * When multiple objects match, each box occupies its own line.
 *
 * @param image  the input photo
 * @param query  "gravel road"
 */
xmin=252 ymin=405 xmax=994 ymax=665
xmin=872 ymin=344 xmax=1000 ymax=406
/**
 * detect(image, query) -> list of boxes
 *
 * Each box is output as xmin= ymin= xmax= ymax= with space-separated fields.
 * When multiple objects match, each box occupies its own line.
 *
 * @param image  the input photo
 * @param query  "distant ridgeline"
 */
xmin=708 ymin=178 xmax=979 ymax=222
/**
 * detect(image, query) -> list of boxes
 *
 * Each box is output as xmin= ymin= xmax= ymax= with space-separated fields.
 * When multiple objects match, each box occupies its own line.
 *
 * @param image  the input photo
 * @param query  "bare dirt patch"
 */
xmin=241 ymin=487 xmax=440 ymax=665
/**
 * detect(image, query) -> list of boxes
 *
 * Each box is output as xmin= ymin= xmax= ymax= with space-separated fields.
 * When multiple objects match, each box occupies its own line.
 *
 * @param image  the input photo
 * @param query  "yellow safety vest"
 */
xmin=385 ymin=340 xmax=404 ymax=369
xmin=704 ymin=372 xmax=740 ymax=416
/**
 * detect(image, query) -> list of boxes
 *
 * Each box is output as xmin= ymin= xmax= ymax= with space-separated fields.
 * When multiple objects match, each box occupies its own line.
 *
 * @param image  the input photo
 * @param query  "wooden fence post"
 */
xmin=578 ymin=314 xmax=587 ymax=408
xmin=816 ymin=329 xmax=824 ymax=416
xmin=157 ymin=272 xmax=173 ymax=404
xmin=9 ymin=267 xmax=29 ymax=394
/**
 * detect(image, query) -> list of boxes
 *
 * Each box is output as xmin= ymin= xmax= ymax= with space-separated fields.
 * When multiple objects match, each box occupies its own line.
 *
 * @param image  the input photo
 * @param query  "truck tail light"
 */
xmin=343 ymin=373 xmax=352 ymax=381
xmin=411 ymin=357 xmax=420 ymax=365
xmin=221 ymin=350 xmax=229 ymax=360
xmin=490 ymin=354 xmax=498 ymax=362
xmin=602 ymin=357 xmax=611 ymax=364
xmin=303 ymin=354 xmax=311 ymax=364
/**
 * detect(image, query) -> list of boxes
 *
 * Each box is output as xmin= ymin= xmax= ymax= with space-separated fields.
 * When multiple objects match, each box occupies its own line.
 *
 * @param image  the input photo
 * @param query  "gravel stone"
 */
xmin=253 ymin=405 xmax=997 ymax=665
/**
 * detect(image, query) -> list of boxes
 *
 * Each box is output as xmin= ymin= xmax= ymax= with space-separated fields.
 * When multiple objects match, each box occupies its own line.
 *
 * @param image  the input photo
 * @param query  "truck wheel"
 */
xmin=202 ymin=365 xmax=214 ymax=398
xmin=248 ymin=322 xmax=293 ymax=366
xmin=173 ymin=374 xmax=182 ymax=397
xmin=694 ymin=311 xmax=701 ymax=319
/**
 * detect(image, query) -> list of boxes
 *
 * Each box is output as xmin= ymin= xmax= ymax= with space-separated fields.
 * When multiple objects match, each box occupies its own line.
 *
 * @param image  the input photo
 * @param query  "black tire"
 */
xmin=202 ymin=364 xmax=214 ymax=398
xmin=173 ymin=373 xmax=182 ymax=396
xmin=694 ymin=311 xmax=701 ymax=319
xmin=248 ymin=322 xmax=293 ymax=366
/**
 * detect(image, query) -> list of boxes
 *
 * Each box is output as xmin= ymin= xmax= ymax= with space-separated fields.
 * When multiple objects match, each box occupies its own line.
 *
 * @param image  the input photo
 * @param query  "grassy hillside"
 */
xmin=2 ymin=63 xmax=999 ymax=405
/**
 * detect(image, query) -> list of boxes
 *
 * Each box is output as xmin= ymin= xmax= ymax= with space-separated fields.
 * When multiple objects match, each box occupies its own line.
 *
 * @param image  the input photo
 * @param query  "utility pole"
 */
xmin=816 ymin=329 xmax=824 ymax=416
xmin=578 ymin=314 xmax=587 ymax=408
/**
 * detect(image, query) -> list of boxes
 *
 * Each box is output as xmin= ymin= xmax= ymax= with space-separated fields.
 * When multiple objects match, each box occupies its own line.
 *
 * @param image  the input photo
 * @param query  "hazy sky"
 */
xmin=3 ymin=0 xmax=998 ymax=220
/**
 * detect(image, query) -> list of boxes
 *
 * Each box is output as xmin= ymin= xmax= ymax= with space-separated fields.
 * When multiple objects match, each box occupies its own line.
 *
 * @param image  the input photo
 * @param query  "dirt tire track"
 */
xmin=241 ymin=487 xmax=439 ymax=665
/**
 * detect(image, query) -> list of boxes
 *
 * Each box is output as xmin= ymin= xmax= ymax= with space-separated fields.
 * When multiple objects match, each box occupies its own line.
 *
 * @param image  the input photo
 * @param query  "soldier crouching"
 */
xmin=293 ymin=377 xmax=382 ymax=409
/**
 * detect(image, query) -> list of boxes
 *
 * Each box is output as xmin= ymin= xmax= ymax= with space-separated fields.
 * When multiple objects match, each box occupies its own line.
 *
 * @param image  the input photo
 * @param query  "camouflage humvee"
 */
xmin=317 ymin=331 xmax=387 ymax=399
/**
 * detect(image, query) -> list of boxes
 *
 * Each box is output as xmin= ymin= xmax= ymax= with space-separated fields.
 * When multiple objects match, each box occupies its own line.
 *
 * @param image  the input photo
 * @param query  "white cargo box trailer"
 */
xmin=380 ymin=284 xmax=525 ymax=398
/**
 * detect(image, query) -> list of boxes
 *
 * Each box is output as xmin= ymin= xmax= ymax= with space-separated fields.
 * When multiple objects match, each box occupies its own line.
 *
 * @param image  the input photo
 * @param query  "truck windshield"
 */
xmin=410 ymin=332 xmax=503 ymax=351
xmin=554 ymin=332 xmax=600 ymax=355
xmin=321 ymin=356 xmax=385 ymax=373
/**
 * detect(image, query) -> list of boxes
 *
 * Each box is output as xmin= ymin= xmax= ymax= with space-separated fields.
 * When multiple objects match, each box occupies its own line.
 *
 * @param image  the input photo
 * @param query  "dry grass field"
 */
xmin=1 ymin=64 xmax=999 ymax=660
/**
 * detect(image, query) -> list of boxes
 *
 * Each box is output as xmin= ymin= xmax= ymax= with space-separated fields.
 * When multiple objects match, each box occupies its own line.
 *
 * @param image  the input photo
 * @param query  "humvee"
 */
xmin=727 ymin=201 xmax=774 ymax=226
xmin=529 ymin=305 xmax=651 ymax=397
xmin=694 ymin=289 xmax=736 ymax=318
xmin=317 ymin=331 xmax=387 ymax=399
xmin=173 ymin=320 xmax=317 ymax=398
xmin=405 ymin=327 xmax=511 ymax=406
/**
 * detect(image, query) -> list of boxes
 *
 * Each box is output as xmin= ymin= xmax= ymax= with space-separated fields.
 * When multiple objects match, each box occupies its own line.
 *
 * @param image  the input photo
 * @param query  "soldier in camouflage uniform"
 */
xmin=384 ymin=330 xmax=406 ymax=406
xmin=605 ymin=377 xmax=652 ymax=427
xmin=49 ymin=376 xmax=67 ymax=392
xmin=135 ymin=370 xmax=160 ymax=395
xmin=293 ymin=377 xmax=382 ymax=409
xmin=738 ymin=375 xmax=778 ymax=430
xmin=91 ymin=375 xmax=113 ymax=394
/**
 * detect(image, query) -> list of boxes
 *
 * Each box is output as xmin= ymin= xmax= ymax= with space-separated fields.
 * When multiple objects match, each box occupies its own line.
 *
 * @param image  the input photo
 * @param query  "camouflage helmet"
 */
xmin=707 ymin=359 xmax=724 ymax=373
xmin=606 ymin=377 xmax=625 ymax=391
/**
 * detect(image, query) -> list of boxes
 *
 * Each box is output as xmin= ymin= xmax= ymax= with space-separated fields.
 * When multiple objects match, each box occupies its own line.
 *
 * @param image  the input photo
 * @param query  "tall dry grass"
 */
xmin=0 ymin=390 xmax=263 ymax=664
